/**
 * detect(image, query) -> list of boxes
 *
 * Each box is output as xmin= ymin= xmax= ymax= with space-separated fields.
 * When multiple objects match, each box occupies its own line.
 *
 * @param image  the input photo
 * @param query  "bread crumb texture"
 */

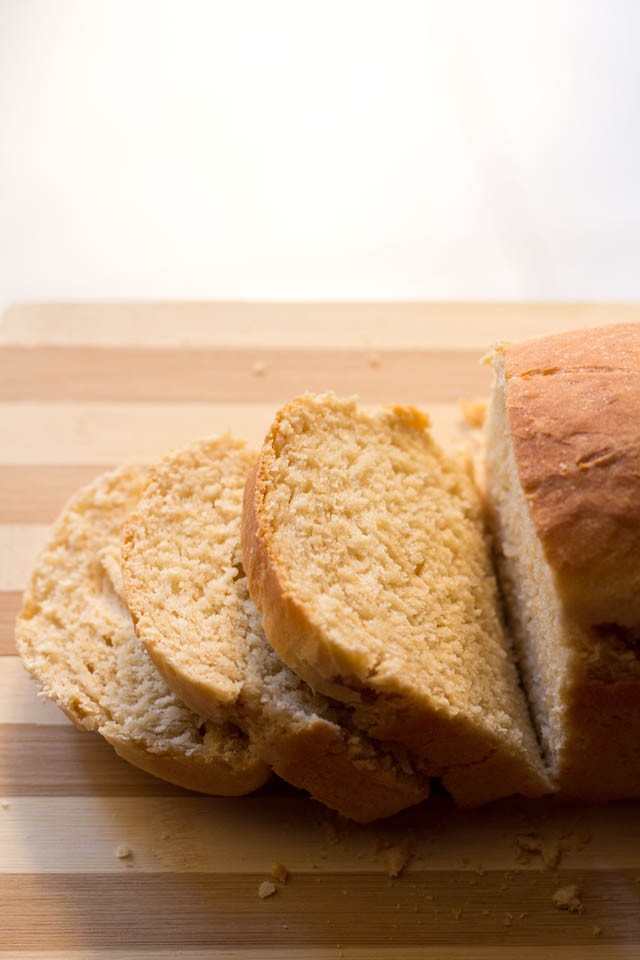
xmin=251 ymin=393 xmax=550 ymax=803
xmin=116 ymin=844 xmax=132 ymax=860
xmin=258 ymin=880 xmax=277 ymax=899
xmin=15 ymin=465 xmax=269 ymax=796
xmin=382 ymin=840 xmax=413 ymax=878
xmin=551 ymin=884 xmax=583 ymax=914
xmin=122 ymin=434 xmax=430 ymax=822
xmin=270 ymin=862 xmax=289 ymax=883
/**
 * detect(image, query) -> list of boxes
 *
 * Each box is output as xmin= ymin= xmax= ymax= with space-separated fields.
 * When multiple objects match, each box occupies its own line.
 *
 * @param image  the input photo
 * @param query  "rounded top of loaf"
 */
xmin=495 ymin=323 xmax=640 ymax=627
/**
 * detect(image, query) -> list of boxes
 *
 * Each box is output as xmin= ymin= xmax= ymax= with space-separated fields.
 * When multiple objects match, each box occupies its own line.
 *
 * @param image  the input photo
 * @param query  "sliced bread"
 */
xmin=121 ymin=436 xmax=430 ymax=822
xmin=15 ymin=465 xmax=270 ymax=796
xmin=242 ymin=393 xmax=552 ymax=805
xmin=487 ymin=325 xmax=640 ymax=798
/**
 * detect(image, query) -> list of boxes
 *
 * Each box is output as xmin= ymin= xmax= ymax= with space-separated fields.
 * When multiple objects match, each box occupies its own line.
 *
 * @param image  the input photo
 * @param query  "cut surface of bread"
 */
xmin=487 ymin=328 xmax=640 ymax=798
xmin=243 ymin=393 xmax=551 ymax=806
xmin=122 ymin=436 xmax=429 ymax=822
xmin=15 ymin=465 xmax=269 ymax=796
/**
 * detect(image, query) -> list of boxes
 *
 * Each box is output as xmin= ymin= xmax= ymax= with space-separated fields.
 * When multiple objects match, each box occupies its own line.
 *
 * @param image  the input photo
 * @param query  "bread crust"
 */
xmin=108 ymin=735 xmax=269 ymax=796
xmin=243 ymin=395 xmax=551 ymax=805
xmin=502 ymin=323 xmax=640 ymax=626
xmin=491 ymin=325 xmax=640 ymax=798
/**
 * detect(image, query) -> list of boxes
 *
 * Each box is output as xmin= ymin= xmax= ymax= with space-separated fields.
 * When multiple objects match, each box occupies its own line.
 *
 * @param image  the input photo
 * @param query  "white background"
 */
xmin=1 ymin=0 xmax=639 ymax=311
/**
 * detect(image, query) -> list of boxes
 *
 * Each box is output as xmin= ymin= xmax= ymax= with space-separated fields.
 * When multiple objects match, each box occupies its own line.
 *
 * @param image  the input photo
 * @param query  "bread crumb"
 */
xmin=270 ymin=862 xmax=288 ymax=884
xmin=504 ymin=912 xmax=513 ymax=927
xmin=552 ymin=884 xmax=583 ymax=913
xmin=251 ymin=361 xmax=266 ymax=377
xmin=115 ymin=844 xmax=132 ymax=860
xmin=515 ymin=832 xmax=562 ymax=870
xmin=592 ymin=925 xmax=602 ymax=936
xmin=460 ymin=399 xmax=487 ymax=429
xmin=367 ymin=352 xmax=382 ymax=368
xmin=1 ymin=800 xmax=10 ymax=810
xmin=383 ymin=841 xmax=412 ymax=878
xmin=541 ymin=842 xmax=562 ymax=869
xmin=519 ymin=912 xmax=528 ymax=920
xmin=451 ymin=906 xmax=463 ymax=920
xmin=258 ymin=880 xmax=277 ymax=899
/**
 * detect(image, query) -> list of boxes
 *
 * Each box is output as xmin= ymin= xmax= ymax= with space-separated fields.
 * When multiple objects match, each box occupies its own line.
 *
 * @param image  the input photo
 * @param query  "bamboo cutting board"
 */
xmin=2 ymin=302 xmax=640 ymax=960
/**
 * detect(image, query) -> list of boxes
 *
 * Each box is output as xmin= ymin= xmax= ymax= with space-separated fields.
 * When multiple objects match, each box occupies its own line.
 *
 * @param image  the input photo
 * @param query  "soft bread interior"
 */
xmin=486 ymin=363 xmax=573 ymax=779
xmin=248 ymin=393 xmax=550 ymax=800
xmin=16 ymin=466 xmax=269 ymax=794
xmin=122 ymin=436 xmax=430 ymax=822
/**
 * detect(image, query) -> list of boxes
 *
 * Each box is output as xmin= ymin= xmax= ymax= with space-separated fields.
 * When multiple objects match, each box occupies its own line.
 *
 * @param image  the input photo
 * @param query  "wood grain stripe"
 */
xmin=3 ymin=300 xmax=636 ymax=348
xmin=0 ymin=465 xmax=114 ymax=523
xmin=1 ymin=870 xmax=638 ymax=950
xmin=0 ymin=659 xmax=69 ymax=724
xmin=0 ymin=724 xmax=232 ymax=796
xmin=2 ymin=795 xmax=639 ymax=874
xmin=0 ymin=346 xmax=490 ymax=403
xmin=0 ymin=592 xmax=20 ymax=654
xmin=1 ymin=952 xmax=637 ymax=960
xmin=0 ymin=402 xmax=472 ymax=465
xmin=0 ymin=526 xmax=50 ymax=591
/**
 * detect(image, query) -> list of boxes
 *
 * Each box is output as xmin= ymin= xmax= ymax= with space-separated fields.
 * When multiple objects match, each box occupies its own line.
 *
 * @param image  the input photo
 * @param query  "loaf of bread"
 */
xmin=15 ymin=465 xmax=270 ymax=796
xmin=121 ymin=436 xmax=430 ymax=822
xmin=486 ymin=324 xmax=640 ymax=798
xmin=243 ymin=393 xmax=551 ymax=805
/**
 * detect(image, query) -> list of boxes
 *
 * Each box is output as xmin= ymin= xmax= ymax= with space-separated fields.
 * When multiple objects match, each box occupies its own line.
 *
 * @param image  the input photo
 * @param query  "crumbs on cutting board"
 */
xmin=115 ymin=843 xmax=132 ymax=860
xmin=515 ymin=832 xmax=562 ymax=869
xmin=258 ymin=880 xmax=277 ymax=899
xmin=270 ymin=862 xmax=289 ymax=884
xmin=552 ymin=884 xmax=584 ymax=914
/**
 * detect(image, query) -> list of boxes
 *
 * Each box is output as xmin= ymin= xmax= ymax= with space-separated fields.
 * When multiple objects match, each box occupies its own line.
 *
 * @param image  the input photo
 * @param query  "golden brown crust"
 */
xmin=502 ymin=323 xmax=640 ymax=626
xmin=557 ymin=678 xmax=640 ymax=799
xmin=491 ymin=325 xmax=640 ymax=799
xmin=108 ymin=735 xmax=270 ymax=796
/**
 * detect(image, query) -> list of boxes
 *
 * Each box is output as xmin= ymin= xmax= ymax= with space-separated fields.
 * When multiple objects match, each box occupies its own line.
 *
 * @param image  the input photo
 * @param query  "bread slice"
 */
xmin=487 ymin=325 xmax=640 ymax=798
xmin=243 ymin=393 xmax=551 ymax=806
xmin=121 ymin=436 xmax=430 ymax=822
xmin=15 ymin=465 xmax=270 ymax=796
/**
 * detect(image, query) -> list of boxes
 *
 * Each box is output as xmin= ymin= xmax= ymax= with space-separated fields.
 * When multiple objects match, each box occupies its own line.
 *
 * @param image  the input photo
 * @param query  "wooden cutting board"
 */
xmin=2 ymin=302 xmax=640 ymax=960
